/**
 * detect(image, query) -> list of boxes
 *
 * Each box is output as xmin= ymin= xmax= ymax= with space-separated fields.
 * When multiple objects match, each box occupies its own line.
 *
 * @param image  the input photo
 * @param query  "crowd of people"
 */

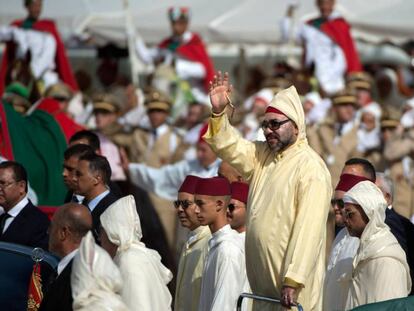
xmin=1 ymin=0 xmax=414 ymax=310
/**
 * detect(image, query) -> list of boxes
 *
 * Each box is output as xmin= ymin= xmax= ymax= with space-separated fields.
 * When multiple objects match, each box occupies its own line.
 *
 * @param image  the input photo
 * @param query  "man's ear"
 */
xmin=59 ymin=226 xmax=68 ymax=241
xmin=92 ymin=173 xmax=102 ymax=185
xmin=215 ymin=199 xmax=224 ymax=212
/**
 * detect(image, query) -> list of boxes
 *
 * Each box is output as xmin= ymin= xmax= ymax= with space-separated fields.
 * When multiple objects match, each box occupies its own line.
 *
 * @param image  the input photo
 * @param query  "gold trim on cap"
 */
xmin=348 ymin=80 xmax=371 ymax=90
xmin=93 ymin=102 xmax=117 ymax=113
xmin=380 ymin=120 xmax=399 ymax=128
xmin=332 ymin=95 xmax=357 ymax=105
xmin=146 ymin=101 xmax=171 ymax=112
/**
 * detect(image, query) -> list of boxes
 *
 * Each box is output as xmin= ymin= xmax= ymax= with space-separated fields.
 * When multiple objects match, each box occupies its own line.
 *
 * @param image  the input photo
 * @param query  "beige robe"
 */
xmin=204 ymin=86 xmax=332 ymax=311
xmin=174 ymin=226 xmax=210 ymax=311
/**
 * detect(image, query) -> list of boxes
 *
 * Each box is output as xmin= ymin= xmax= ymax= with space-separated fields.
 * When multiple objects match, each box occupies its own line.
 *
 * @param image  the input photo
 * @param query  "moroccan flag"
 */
xmin=0 ymin=101 xmax=67 ymax=205
xmin=27 ymin=263 xmax=43 ymax=311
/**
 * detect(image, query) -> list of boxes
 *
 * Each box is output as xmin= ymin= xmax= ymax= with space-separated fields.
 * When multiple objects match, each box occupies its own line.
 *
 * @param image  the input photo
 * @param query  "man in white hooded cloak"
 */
xmin=71 ymin=231 xmax=128 ymax=311
xmin=99 ymin=195 xmax=173 ymax=311
xmin=343 ymin=181 xmax=411 ymax=309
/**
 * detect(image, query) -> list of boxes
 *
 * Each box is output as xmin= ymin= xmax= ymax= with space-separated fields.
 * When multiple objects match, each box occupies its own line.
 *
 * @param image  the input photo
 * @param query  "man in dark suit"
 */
xmin=74 ymin=153 xmax=118 ymax=238
xmin=39 ymin=202 xmax=92 ymax=311
xmin=62 ymin=144 xmax=95 ymax=203
xmin=0 ymin=161 xmax=49 ymax=250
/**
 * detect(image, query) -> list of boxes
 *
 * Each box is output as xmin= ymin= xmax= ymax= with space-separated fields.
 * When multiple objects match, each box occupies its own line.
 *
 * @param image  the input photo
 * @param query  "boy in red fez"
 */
xmin=227 ymin=182 xmax=249 ymax=234
xmin=194 ymin=177 xmax=248 ymax=311
xmin=174 ymin=175 xmax=210 ymax=311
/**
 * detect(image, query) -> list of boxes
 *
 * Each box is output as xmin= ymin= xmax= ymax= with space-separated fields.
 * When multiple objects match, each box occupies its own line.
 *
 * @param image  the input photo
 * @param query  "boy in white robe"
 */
xmin=195 ymin=177 xmax=247 ymax=311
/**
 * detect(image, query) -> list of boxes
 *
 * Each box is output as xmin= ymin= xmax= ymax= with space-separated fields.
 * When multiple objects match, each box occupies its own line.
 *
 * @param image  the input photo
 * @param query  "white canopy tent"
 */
xmin=0 ymin=0 xmax=413 ymax=46
xmin=0 ymin=0 xmax=412 ymax=84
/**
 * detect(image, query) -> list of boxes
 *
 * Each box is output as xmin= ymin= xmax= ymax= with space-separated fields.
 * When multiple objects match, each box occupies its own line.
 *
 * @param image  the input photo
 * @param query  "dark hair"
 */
xmin=64 ymin=144 xmax=95 ymax=160
xmin=345 ymin=158 xmax=376 ymax=181
xmin=0 ymin=161 xmax=28 ymax=192
xmin=69 ymin=130 xmax=100 ymax=153
xmin=78 ymin=153 xmax=111 ymax=185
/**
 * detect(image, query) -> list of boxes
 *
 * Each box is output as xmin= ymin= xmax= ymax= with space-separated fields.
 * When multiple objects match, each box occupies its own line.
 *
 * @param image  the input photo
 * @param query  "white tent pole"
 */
xmin=123 ymin=0 xmax=141 ymax=86
xmin=286 ymin=1 xmax=299 ymax=68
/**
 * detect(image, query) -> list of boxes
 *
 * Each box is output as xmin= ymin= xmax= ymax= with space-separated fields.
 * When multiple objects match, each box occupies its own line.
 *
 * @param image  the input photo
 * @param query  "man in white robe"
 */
xmin=127 ymin=124 xmax=221 ymax=201
xmin=71 ymin=231 xmax=128 ymax=311
xmin=204 ymin=72 xmax=331 ymax=310
xmin=174 ymin=175 xmax=210 ymax=311
xmin=99 ymin=195 xmax=173 ymax=311
xmin=343 ymin=181 xmax=411 ymax=309
xmin=194 ymin=177 xmax=247 ymax=311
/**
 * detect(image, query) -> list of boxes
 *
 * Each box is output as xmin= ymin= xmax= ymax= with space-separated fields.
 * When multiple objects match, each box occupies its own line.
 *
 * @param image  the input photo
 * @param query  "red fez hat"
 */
xmin=265 ymin=106 xmax=286 ymax=116
xmin=335 ymin=174 xmax=371 ymax=192
xmin=195 ymin=177 xmax=231 ymax=196
xmin=230 ymin=182 xmax=249 ymax=204
xmin=198 ymin=123 xmax=209 ymax=144
xmin=178 ymin=175 xmax=200 ymax=194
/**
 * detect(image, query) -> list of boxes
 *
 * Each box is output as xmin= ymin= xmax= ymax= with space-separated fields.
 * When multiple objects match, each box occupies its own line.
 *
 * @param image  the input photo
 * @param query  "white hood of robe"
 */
xmin=71 ymin=231 xmax=128 ymax=311
xmin=100 ymin=195 xmax=173 ymax=311
xmin=343 ymin=181 xmax=409 ymax=270
xmin=100 ymin=195 xmax=172 ymax=284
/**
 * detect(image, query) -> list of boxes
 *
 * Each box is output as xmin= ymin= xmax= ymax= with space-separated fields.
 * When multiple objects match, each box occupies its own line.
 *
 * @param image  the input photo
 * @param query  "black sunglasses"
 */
xmin=173 ymin=200 xmax=193 ymax=209
xmin=331 ymin=198 xmax=345 ymax=209
xmin=261 ymin=119 xmax=290 ymax=131
xmin=227 ymin=203 xmax=236 ymax=212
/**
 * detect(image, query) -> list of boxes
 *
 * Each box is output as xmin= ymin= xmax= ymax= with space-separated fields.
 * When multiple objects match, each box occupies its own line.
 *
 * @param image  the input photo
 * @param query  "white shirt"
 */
xmin=0 ymin=26 xmax=58 ymax=88
xmin=87 ymin=190 xmax=110 ymax=212
xmin=280 ymin=13 xmax=346 ymax=94
xmin=2 ymin=196 xmax=29 ymax=233
xmin=199 ymin=224 xmax=247 ymax=311
xmin=128 ymin=158 xmax=221 ymax=201
xmin=57 ymin=249 xmax=78 ymax=276
xmin=324 ymin=227 xmax=359 ymax=311
xmin=134 ymin=31 xmax=206 ymax=81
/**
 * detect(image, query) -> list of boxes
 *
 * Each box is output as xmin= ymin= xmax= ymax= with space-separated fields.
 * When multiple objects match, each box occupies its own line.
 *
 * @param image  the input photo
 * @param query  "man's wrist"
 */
xmin=211 ymin=107 xmax=226 ymax=118
xmin=283 ymin=277 xmax=301 ymax=289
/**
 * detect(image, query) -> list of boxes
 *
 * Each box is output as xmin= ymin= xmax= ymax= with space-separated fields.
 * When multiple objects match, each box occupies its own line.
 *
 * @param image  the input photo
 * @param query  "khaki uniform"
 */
xmin=129 ymin=89 xmax=187 ymax=250
xmin=384 ymin=129 xmax=414 ymax=219
xmin=317 ymin=119 xmax=359 ymax=188
xmin=306 ymin=123 xmax=322 ymax=155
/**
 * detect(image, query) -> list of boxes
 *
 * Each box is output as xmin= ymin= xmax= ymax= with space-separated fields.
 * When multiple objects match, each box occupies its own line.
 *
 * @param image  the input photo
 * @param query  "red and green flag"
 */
xmin=0 ymin=101 xmax=68 ymax=205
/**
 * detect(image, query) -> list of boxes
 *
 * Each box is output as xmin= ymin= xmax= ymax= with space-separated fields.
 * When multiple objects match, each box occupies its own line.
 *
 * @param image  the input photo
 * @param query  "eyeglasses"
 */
xmin=261 ymin=119 xmax=290 ymax=131
xmin=227 ymin=203 xmax=236 ymax=212
xmin=331 ymin=198 xmax=344 ymax=209
xmin=173 ymin=200 xmax=193 ymax=209
xmin=0 ymin=181 xmax=17 ymax=190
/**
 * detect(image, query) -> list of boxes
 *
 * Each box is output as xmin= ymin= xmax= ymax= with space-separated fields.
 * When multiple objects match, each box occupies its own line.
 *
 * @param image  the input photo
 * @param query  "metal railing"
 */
xmin=237 ymin=293 xmax=304 ymax=311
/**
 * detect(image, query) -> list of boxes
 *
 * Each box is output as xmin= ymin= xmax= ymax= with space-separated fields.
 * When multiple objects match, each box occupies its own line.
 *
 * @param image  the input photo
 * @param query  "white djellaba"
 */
xmin=71 ymin=231 xmax=129 ymax=311
xmin=100 ymin=195 xmax=173 ymax=311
